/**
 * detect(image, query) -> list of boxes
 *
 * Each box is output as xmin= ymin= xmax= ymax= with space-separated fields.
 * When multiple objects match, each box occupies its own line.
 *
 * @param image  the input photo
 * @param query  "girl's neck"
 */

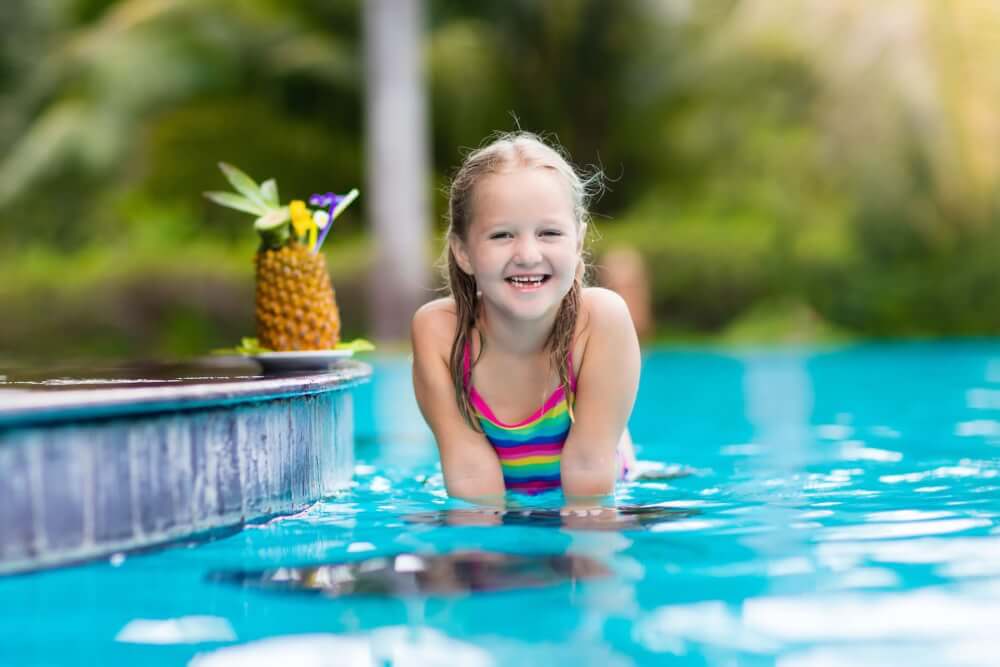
xmin=477 ymin=302 xmax=556 ymax=356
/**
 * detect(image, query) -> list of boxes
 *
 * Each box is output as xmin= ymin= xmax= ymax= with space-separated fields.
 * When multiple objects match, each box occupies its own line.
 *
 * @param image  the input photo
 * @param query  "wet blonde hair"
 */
xmin=443 ymin=131 xmax=601 ymax=430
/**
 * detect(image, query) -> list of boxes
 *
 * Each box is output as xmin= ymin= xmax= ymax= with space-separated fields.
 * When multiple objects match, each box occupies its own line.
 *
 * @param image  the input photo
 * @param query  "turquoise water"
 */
xmin=3 ymin=342 xmax=1000 ymax=666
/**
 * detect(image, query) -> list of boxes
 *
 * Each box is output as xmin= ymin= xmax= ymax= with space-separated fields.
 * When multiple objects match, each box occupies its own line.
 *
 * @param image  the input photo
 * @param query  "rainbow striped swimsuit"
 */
xmin=463 ymin=341 xmax=576 ymax=494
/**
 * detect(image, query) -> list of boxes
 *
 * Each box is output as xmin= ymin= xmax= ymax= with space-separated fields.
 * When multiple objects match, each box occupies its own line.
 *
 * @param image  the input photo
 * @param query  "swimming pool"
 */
xmin=2 ymin=342 xmax=999 ymax=666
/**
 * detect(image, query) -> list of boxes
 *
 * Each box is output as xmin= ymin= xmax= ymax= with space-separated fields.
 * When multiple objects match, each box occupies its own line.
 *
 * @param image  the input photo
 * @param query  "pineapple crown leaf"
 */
xmin=205 ymin=162 xmax=357 ymax=253
xmin=260 ymin=179 xmax=280 ymax=208
xmin=203 ymin=190 xmax=267 ymax=216
xmin=254 ymin=207 xmax=291 ymax=230
xmin=218 ymin=162 xmax=268 ymax=209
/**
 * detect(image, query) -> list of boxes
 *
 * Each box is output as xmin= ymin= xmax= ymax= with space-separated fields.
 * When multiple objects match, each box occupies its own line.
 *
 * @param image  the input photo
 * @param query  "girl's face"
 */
xmin=452 ymin=166 xmax=583 ymax=323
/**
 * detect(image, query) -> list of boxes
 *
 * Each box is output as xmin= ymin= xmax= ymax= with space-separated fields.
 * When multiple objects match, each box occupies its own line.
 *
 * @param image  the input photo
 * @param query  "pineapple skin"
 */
xmin=254 ymin=242 xmax=341 ymax=351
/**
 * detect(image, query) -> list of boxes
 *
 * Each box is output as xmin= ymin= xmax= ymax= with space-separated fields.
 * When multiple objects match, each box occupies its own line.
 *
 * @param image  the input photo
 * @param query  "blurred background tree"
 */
xmin=1 ymin=0 xmax=998 ymax=363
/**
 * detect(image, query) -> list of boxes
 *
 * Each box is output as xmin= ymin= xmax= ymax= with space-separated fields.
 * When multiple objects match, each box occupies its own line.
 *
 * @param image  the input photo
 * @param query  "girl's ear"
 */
xmin=577 ymin=222 xmax=588 ymax=254
xmin=450 ymin=236 xmax=474 ymax=275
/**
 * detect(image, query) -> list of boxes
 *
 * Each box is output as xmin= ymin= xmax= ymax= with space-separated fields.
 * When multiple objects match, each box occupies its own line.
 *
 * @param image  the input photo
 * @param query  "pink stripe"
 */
xmin=470 ymin=385 xmax=566 ymax=428
xmin=497 ymin=444 xmax=563 ymax=460
xmin=508 ymin=479 xmax=561 ymax=492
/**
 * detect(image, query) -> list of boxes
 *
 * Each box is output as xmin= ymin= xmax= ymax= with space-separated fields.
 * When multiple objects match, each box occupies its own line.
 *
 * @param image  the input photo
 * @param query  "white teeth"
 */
xmin=508 ymin=275 xmax=546 ymax=285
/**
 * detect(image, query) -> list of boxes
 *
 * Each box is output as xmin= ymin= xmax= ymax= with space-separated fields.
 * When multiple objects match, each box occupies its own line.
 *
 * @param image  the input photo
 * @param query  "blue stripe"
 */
xmin=503 ymin=472 xmax=561 ymax=483
xmin=487 ymin=432 xmax=569 ymax=449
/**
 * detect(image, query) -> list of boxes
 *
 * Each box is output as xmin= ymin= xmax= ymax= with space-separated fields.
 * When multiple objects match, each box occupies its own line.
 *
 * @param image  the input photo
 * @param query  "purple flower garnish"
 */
xmin=309 ymin=192 xmax=345 ymax=209
xmin=308 ymin=192 xmax=347 ymax=253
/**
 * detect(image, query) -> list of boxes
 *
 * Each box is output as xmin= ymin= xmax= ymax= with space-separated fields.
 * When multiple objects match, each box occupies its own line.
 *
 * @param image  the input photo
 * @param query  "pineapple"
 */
xmin=255 ymin=241 xmax=340 ymax=350
xmin=205 ymin=163 xmax=359 ymax=351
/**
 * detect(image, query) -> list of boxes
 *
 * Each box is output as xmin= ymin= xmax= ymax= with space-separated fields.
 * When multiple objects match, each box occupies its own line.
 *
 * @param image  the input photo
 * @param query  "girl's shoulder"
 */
xmin=575 ymin=287 xmax=635 ymax=362
xmin=579 ymin=287 xmax=633 ymax=335
xmin=411 ymin=297 xmax=459 ymax=359
xmin=413 ymin=296 xmax=458 ymax=321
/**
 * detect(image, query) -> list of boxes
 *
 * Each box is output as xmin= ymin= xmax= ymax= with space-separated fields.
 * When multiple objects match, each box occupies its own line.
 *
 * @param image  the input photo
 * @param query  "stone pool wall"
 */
xmin=0 ymin=369 xmax=365 ymax=575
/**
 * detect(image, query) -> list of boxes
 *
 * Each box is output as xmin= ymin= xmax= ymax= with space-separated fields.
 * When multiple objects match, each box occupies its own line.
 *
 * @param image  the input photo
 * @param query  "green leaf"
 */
xmin=253 ymin=207 xmax=290 ymax=230
xmin=211 ymin=337 xmax=274 ymax=355
xmin=214 ymin=337 xmax=374 ymax=356
xmin=335 ymin=338 xmax=376 ymax=352
xmin=203 ymin=191 xmax=266 ymax=215
xmin=218 ymin=162 xmax=266 ymax=208
xmin=260 ymin=179 xmax=279 ymax=207
xmin=238 ymin=337 xmax=273 ymax=354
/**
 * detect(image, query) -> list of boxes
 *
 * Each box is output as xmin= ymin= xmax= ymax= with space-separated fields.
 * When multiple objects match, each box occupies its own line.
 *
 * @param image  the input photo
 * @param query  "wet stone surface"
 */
xmin=208 ymin=551 xmax=611 ymax=597
xmin=0 ymin=358 xmax=277 ymax=391
xmin=0 ymin=357 xmax=370 ymax=429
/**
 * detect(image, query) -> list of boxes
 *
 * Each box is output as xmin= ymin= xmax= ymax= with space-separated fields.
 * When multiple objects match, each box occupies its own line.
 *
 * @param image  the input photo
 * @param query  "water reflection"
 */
xmin=403 ymin=504 xmax=699 ymax=531
xmin=115 ymin=615 xmax=236 ymax=644
xmin=738 ymin=351 xmax=817 ymax=598
xmin=634 ymin=583 xmax=1000 ymax=664
xmin=190 ymin=627 xmax=493 ymax=667
xmin=208 ymin=550 xmax=611 ymax=597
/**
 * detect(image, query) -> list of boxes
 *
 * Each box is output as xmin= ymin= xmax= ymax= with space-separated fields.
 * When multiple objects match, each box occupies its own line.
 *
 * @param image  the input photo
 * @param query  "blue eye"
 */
xmin=489 ymin=232 xmax=512 ymax=240
xmin=541 ymin=230 xmax=563 ymax=237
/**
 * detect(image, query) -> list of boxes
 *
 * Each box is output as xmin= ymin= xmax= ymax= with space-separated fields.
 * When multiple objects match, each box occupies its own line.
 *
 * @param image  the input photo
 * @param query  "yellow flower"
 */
xmin=305 ymin=223 xmax=317 ymax=250
xmin=289 ymin=200 xmax=314 ymax=238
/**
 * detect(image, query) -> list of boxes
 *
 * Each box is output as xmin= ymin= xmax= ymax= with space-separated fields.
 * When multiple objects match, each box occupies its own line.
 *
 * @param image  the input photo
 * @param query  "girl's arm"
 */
xmin=411 ymin=302 xmax=506 ymax=506
xmin=560 ymin=288 xmax=642 ymax=503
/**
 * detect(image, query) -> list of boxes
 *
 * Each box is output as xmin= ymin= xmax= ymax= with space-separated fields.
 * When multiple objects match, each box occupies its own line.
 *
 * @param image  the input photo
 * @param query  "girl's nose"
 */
xmin=514 ymin=237 xmax=542 ymax=265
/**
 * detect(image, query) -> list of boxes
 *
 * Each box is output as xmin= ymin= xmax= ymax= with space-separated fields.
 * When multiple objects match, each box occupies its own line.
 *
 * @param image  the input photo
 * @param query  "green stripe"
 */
xmin=481 ymin=419 xmax=570 ymax=443
xmin=501 ymin=461 xmax=561 ymax=478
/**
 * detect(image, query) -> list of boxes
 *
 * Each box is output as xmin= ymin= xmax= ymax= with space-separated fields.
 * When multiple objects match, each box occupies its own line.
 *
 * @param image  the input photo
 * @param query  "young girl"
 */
xmin=411 ymin=132 xmax=640 ymax=506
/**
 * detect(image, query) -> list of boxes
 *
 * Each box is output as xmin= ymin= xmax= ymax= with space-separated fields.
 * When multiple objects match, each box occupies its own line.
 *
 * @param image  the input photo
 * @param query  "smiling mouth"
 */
xmin=505 ymin=275 xmax=551 ymax=288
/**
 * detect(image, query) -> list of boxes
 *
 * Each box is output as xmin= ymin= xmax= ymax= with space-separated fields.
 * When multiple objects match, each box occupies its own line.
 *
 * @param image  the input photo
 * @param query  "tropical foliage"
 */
xmin=1 ymin=0 xmax=998 ymax=361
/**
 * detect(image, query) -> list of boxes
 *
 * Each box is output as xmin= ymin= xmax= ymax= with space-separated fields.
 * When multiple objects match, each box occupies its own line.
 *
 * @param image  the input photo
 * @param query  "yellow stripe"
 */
xmin=501 ymin=454 xmax=560 ymax=467
xmin=483 ymin=400 xmax=569 ymax=432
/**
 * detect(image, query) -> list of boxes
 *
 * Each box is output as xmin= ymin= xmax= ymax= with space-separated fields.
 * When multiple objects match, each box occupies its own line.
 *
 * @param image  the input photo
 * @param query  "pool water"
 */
xmin=3 ymin=342 xmax=1000 ymax=666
